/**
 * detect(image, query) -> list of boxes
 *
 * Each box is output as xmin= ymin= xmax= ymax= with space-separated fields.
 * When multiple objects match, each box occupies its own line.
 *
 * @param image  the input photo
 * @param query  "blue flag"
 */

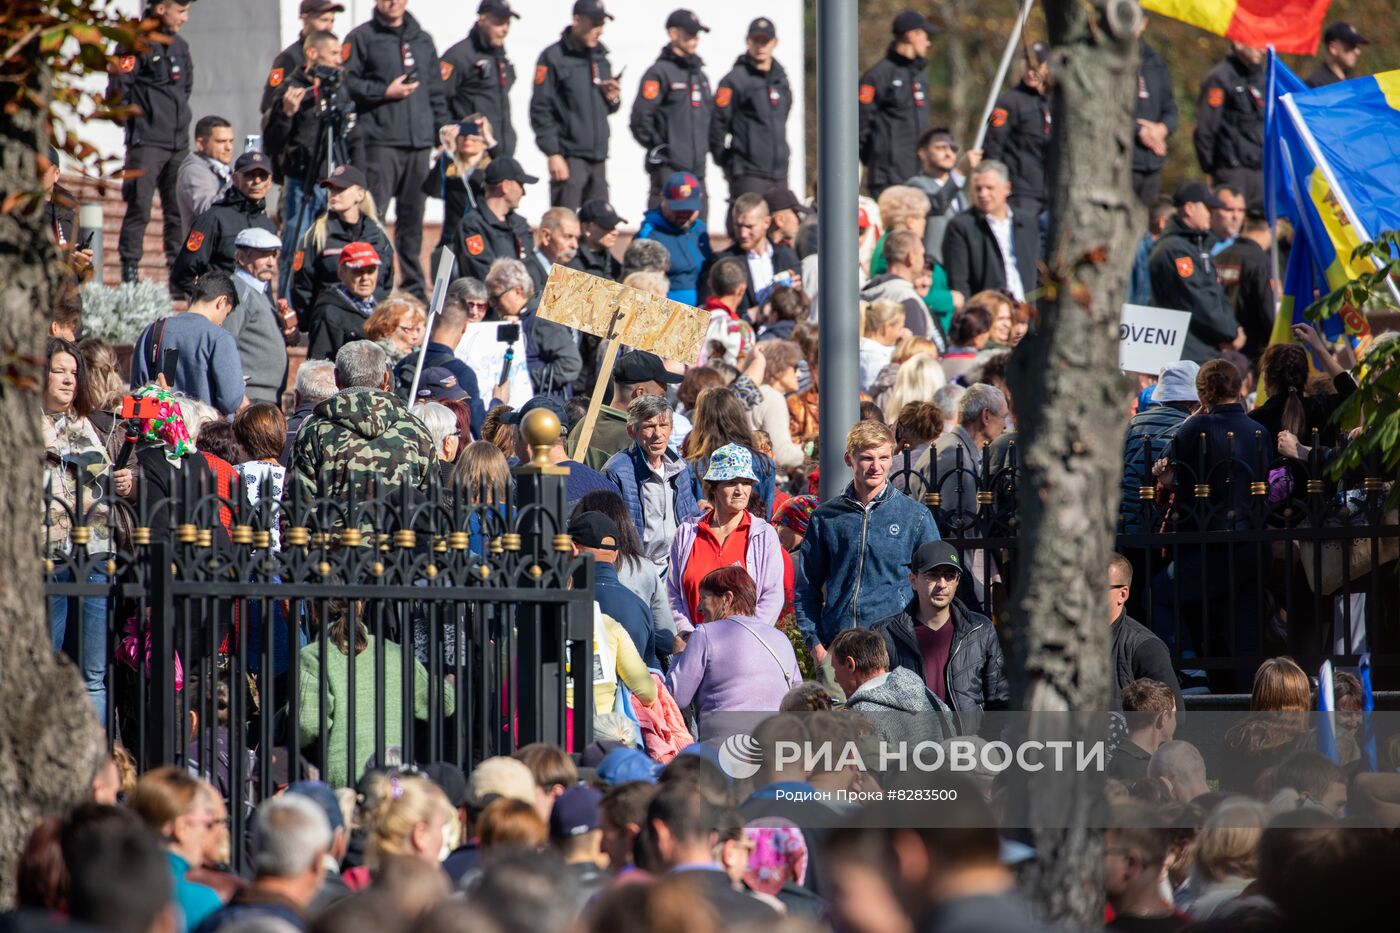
xmin=1359 ymin=654 xmax=1378 ymax=771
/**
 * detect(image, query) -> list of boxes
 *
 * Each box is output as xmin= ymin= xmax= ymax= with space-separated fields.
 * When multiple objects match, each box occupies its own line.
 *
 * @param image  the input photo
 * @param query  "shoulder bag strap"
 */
xmin=729 ymin=617 xmax=795 ymax=689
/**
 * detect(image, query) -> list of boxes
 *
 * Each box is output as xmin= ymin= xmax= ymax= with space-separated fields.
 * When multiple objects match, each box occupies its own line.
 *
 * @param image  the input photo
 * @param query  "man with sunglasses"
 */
xmin=1108 ymin=552 xmax=1180 ymax=713
xmin=870 ymin=541 xmax=1007 ymax=723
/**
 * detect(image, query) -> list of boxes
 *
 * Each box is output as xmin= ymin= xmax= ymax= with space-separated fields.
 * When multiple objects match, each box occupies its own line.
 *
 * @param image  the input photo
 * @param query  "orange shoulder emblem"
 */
xmin=118 ymin=54 xmax=137 ymax=74
xmin=1207 ymin=86 xmax=1225 ymax=108
xmin=859 ymin=84 xmax=876 ymax=105
xmin=465 ymin=234 xmax=485 ymax=257
xmin=534 ymin=64 xmax=548 ymax=86
xmin=268 ymin=68 xmax=284 ymax=88
xmin=715 ymin=87 xmax=732 ymax=108
xmin=340 ymin=42 xmax=352 ymax=63
xmin=1175 ymin=256 xmax=1194 ymax=278
xmin=641 ymin=79 xmax=661 ymax=101
xmin=440 ymin=61 xmax=454 ymax=81
xmin=991 ymin=107 xmax=1009 ymax=128
xmin=185 ymin=231 xmax=205 ymax=252
xmin=292 ymin=250 xmax=305 ymax=272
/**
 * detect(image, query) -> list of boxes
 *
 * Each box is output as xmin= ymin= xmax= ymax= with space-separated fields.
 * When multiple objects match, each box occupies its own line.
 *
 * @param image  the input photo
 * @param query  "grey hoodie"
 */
xmin=846 ymin=667 xmax=953 ymax=748
xmin=860 ymin=274 xmax=944 ymax=350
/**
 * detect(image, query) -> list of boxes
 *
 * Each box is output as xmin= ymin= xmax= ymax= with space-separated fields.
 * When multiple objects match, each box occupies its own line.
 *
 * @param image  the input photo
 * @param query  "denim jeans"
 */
xmin=278 ymin=178 xmax=327 ymax=299
xmin=49 ymin=565 xmax=111 ymax=726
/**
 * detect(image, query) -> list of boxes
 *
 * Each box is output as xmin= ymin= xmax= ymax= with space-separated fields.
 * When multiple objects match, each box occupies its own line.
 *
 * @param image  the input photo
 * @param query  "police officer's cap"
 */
xmin=233 ymin=150 xmax=273 ymax=176
xmin=748 ymin=18 xmax=776 ymax=41
xmin=1322 ymin=22 xmax=1369 ymax=47
xmin=319 ymin=163 xmax=368 ymax=191
xmin=478 ymin=0 xmax=521 ymax=20
xmin=573 ymin=0 xmax=614 ymax=22
xmin=485 ymin=157 xmax=539 ymax=187
xmin=298 ymin=0 xmax=345 ymax=14
xmin=1172 ymin=181 xmax=1223 ymax=210
xmin=891 ymin=10 xmax=939 ymax=36
xmin=665 ymin=10 xmax=711 ymax=35
xmin=578 ymin=199 xmax=626 ymax=230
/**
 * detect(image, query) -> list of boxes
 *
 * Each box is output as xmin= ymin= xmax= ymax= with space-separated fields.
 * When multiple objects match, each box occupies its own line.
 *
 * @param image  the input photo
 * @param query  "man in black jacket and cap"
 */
xmin=630 ymin=9 xmax=714 ymax=210
xmin=260 ymin=1 xmax=344 ymax=116
xmin=941 ymin=160 xmax=1038 ymax=310
xmin=171 ymin=150 xmax=278 ymax=298
xmin=442 ymin=0 xmax=519 ymax=158
xmin=1132 ymin=19 xmax=1178 ymax=205
xmin=574 ymin=199 xmax=624 ymax=281
xmin=1148 ymin=182 xmax=1243 ymax=363
xmin=859 ymin=10 xmax=935 ymax=198
xmin=710 ymin=17 xmax=793 ymax=203
xmin=1305 ymin=22 xmax=1370 ymax=88
xmin=1194 ymin=42 xmax=1266 ymax=206
xmin=453 ymin=156 xmax=537 ymax=281
xmin=870 ymin=541 xmax=1008 ymax=727
xmin=983 ymin=43 xmax=1052 ymax=217
xmin=343 ymin=0 xmax=452 ymax=300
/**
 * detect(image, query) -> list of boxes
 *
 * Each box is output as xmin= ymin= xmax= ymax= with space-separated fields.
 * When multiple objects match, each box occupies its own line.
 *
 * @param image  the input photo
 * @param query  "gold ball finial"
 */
xmin=522 ymin=407 xmax=561 ymax=468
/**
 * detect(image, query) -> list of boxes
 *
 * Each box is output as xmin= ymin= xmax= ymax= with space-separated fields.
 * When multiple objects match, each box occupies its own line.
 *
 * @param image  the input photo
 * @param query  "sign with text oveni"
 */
xmin=536 ymin=264 xmax=710 ymax=363
xmin=1119 ymin=304 xmax=1192 ymax=375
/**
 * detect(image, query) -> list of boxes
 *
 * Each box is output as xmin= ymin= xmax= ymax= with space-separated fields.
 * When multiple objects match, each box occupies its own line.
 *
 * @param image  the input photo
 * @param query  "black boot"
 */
xmin=121 ymin=260 xmax=139 ymax=284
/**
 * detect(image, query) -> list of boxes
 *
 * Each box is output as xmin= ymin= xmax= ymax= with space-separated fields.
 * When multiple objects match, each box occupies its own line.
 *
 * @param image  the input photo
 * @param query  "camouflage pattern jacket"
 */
xmin=291 ymin=388 xmax=435 ymax=516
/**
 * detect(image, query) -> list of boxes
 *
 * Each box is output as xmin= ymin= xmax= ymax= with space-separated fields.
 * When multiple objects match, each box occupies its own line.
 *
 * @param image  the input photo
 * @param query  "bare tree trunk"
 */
xmin=1000 ymin=0 xmax=1141 ymax=925
xmin=0 ymin=70 xmax=106 ymax=907
xmin=938 ymin=1 xmax=971 ymax=139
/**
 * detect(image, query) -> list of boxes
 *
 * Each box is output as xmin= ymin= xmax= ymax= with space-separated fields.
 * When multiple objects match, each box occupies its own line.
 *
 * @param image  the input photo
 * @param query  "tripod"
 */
xmin=278 ymin=86 xmax=354 ymax=302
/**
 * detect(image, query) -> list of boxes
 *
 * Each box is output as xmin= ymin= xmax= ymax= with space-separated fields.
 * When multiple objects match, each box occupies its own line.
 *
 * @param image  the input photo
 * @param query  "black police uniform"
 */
xmin=574 ymin=242 xmax=621 ymax=281
xmin=108 ymin=30 xmax=193 ymax=275
xmin=1148 ymin=216 xmax=1240 ymax=364
xmin=343 ymin=8 xmax=450 ymax=300
xmin=1132 ymin=39 xmax=1178 ymax=205
xmin=262 ymin=67 xmax=357 ymax=190
xmin=1215 ymin=237 xmax=1274 ymax=360
xmin=46 ymin=185 xmax=77 ymax=248
xmin=1193 ymin=52 xmax=1265 ymax=206
xmin=530 ymin=29 xmax=619 ymax=209
xmin=441 ymin=25 xmax=517 ymax=157
xmin=261 ymin=38 xmax=308 ymax=124
xmin=453 ymin=204 xmax=533 ymax=283
xmin=1303 ymin=65 xmax=1343 ymax=89
xmin=858 ymin=46 xmax=929 ymax=198
xmin=710 ymin=54 xmax=793 ymax=200
xmin=983 ymin=80 xmax=1051 ymax=215
xmin=169 ymin=188 xmax=278 ymax=299
xmin=290 ymin=212 xmax=396 ymax=316
xmin=630 ymin=46 xmax=714 ymax=207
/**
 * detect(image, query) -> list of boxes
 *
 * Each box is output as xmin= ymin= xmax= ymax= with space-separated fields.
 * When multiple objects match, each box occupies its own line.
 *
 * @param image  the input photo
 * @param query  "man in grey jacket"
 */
xmin=831 ymin=628 xmax=952 ymax=748
xmin=859 ymin=229 xmax=943 ymax=348
xmin=227 ymin=227 xmax=296 ymax=404
xmin=175 ymin=115 xmax=234 ymax=237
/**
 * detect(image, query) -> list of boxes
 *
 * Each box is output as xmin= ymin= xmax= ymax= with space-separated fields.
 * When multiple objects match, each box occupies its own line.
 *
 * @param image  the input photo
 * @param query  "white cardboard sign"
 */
xmin=1120 ymin=304 xmax=1192 ymax=374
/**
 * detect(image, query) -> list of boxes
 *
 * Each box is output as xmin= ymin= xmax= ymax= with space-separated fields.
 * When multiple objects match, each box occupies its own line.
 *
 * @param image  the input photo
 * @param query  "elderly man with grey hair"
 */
xmin=280 ymin=359 xmax=338 ymax=467
xmin=290 ymin=340 xmax=436 ymax=509
xmin=487 ymin=257 xmax=583 ymax=397
xmin=941 ymin=158 xmax=1040 ymax=310
xmin=602 ymin=393 xmax=700 ymax=570
xmin=1148 ymin=739 xmax=1210 ymax=804
xmin=225 ymin=226 xmax=297 ymax=404
xmin=191 ymin=793 xmax=330 ymax=931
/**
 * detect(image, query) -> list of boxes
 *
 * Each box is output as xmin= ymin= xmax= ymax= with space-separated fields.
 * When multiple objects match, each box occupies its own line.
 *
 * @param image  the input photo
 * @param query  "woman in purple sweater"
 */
xmin=667 ymin=568 xmax=801 ymax=737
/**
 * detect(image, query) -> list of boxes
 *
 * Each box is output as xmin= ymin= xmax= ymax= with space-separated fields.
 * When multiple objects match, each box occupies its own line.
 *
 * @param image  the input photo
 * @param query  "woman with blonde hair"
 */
xmin=859 ymin=299 xmax=906 ymax=393
xmin=76 ymin=337 xmax=127 ymax=415
xmin=749 ymin=339 xmax=805 ymax=472
xmin=353 ymin=770 xmax=456 ymax=880
xmin=869 ymin=334 xmax=938 ymax=413
xmin=364 ymin=293 xmax=428 ymax=363
xmin=883 ymin=351 xmax=948 ymax=423
xmin=1179 ymin=798 xmax=1270 ymax=920
xmin=292 ymin=173 xmax=394 ymax=313
xmin=128 ymin=766 xmax=225 ymax=929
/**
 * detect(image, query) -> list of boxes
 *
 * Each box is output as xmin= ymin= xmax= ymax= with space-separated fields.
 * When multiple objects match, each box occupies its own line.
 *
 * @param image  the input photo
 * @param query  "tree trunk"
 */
xmin=0 ymin=69 xmax=106 ymax=907
xmin=938 ymin=1 xmax=971 ymax=139
xmin=1000 ymin=0 xmax=1140 ymax=925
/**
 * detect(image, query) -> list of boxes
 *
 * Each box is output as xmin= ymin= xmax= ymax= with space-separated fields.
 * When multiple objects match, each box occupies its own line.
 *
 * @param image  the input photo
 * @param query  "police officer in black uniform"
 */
xmin=1305 ymin=22 xmax=1370 ymax=88
xmin=171 ymin=151 xmax=278 ymax=298
xmin=453 ymin=157 xmax=538 ymax=282
xmin=110 ymin=1 xmax=195 ymax=283
xmin=983 ymin=43 xmax=1051 ymax=217
xmin=630 ymin=9 xmax=714 ymax=211
xmin=1149 ymin=183 xmax=1243 ymax=364
xmin=1193 ymin=42 xmax=1266 ymax=208
xmin=531 ymin=1 xmax=622 ymax=210
xmin=343 ymin=0 xmax=452 ymax=301
xmin=575 ymin=199 xmax=625 ymax=281
xmin=442 ymin=0 xmax=519 ymax=157
xmin=260 ymin=1 xmax=343 ymax=116
xmin=1132 ymin=20 xmax=1177 ymax=205
xmin=710 ymin=17 xmax=793 ymax=204
xmin=859 ymin=10 xmax=935 ymax=198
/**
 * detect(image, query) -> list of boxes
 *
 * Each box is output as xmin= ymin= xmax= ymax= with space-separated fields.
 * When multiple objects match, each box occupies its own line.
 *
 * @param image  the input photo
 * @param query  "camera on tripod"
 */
xmin=309 ymin=63 xmax=342 ymax=91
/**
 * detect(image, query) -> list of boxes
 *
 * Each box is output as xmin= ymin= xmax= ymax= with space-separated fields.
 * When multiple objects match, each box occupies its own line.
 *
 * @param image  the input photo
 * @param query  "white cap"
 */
xmin=1151 ymin=360 xmax=1200 ymax=403
xmin=234 ymin=226 xmax=282 ymax=251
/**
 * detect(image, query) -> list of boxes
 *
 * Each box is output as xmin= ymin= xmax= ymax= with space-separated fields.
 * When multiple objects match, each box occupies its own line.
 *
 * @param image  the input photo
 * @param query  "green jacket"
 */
xmin=298 ymin=636 xmax=455 ymax=788
xmin=570 ymin=403 xmax=630 ymax=471
xmin=291 ymin=387 xmax=436 ymax=510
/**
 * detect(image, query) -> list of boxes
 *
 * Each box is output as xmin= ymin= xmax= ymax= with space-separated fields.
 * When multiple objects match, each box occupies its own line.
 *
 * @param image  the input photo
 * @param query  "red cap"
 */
xmin=339 ymin=241 xmax=381 ymax=269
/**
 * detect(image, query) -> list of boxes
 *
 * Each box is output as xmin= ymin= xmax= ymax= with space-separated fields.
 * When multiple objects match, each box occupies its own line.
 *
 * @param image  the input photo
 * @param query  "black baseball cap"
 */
xmin=568 ymin=511 xmax=620 ymax=550
xmin=485 ymin=156 xmax=539 ymax=187
xmin=748 ymin=17 xmax=776 ymax=41
xmin=1028 ymin=41 xmax=1050 ymax=65
xmin=420 ymin=762 xmax=470 ymax=809
xmin=503 ymin=395 xmax=568 ymax=429
xmin=574 ymin=0 xmax=614 ymax=22
xmin=666 ymin=9 xmax=710 ymax=34
xmin=1322 ymin=22 xmax=1369 ymax=47
xmin=762 ymin=186 xmax=811 ymax=216
xmin=478 ymin=0 xmax=520 ymax=20
xmin=614 ymin=350 xmax=684 ymax=386
xmin=578 ymin=199 xmax=626 ymax=229
xmin=1173 ymin=181 xmax=1223 ymax=210
xmin=415 ymin=367 xmax=470 ymax=403
xmin=909 ymin=540 xmax=962 ymax=575
xmin=892 ymin=10 xmax=938 ymax=36
xmin=298 ymin=0 xmax=345 ymax=14
xmin=319 ymin=163 xmax=368 ymax=190
xmin=233 ymin=150 xmax=273 ymax=175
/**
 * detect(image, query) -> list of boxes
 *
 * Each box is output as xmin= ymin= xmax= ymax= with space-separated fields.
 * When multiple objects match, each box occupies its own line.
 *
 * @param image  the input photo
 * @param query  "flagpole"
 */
xmin=1280 ymin=93 xmax=1400 ymax=308
xmin=970 ymin=0 xmax=1037 ymax=152
xmin=1264 ymin=50 xmax=1284 ymax=295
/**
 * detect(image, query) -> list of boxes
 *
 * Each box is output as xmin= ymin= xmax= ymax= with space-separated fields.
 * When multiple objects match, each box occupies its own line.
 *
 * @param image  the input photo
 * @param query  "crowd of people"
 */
xmin=28 ymin=1 xmax=1400 ymax=930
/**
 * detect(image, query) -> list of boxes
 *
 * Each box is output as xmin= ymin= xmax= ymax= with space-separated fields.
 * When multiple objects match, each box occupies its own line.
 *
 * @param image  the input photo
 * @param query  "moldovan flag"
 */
xmin=1142 ymin=0 xmax=1331 ymax=56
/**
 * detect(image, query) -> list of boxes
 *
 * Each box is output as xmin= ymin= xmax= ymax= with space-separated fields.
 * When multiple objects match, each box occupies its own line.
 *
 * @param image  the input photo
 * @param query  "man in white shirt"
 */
xmin=697 ymin=192 xmax=800 ymax=315
xmin=941 ymin=160 xmax=1039 ymax=311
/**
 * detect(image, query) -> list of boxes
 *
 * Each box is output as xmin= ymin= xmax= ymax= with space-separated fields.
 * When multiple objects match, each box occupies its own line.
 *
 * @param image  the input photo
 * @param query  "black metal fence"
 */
xmin=891 ymin=427 xmax=1400 ymax=692
xmin=44 ymin=450 xmax=592 ymax=851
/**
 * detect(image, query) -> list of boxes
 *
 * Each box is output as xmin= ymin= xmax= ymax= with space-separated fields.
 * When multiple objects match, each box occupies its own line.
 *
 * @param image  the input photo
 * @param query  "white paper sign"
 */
xmin=454 ymin=323 xmax=535 ymax=411
xmin=1120 ymin=304 xmax=1192 ymax=374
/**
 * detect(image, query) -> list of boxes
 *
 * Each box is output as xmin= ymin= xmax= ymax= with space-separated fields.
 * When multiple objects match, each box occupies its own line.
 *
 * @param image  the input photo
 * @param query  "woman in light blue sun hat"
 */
xmin=666 ymin=443 xmax=788 ymax=634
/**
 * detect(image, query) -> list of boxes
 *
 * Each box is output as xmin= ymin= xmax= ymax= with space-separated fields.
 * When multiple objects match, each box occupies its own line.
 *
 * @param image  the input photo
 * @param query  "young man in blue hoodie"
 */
xmin=795 ymin=420 xmax=939 ymax=697
xmin=636 ymin=171 xmax=714 ymax=305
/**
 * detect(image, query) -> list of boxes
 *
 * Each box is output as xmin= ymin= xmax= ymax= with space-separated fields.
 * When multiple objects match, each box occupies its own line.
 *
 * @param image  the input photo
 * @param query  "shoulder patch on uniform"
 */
xmin=991 ymin=107 xmax=1009 ymax=127
xmin=465 ymin=234 xmax=485 ymax=256
xmin=1175 ymin=256 xmax=1194 ymax=278
xmin=268 ymin=67 xmax=284 ymax=88
xmin=293 ymin=250 xmax=304 ymax=272
xmin=642 ymin=79 xmax=660 ymax=100
xmin=118 ymin=54 xmax=136 ymax=74
xmin=185 ymin=231 xmax=204 ymax=252
xmin=440 ymin=61 xmax=454 ymax=81
xmin=534 ymin=64 xmax=548 ymax=85
xmin=859 ymin=83 xmax=876 ymax=105
xmin=340 ymin=42 xmax=352 ymax=63
xmin=1207 ymin=86 xmax=1224 ymax=108
xmin=715 ymin=86 xmax=732 ymax=108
